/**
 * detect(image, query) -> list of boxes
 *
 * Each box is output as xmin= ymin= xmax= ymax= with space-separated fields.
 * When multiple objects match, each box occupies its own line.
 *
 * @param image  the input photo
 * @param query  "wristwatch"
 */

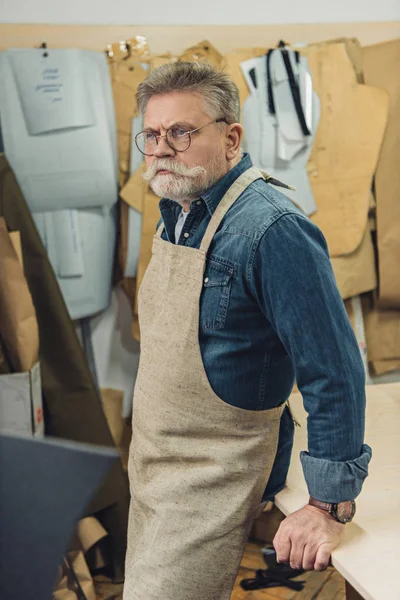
xmin=308 ymin=497 xmax=356 ymax=524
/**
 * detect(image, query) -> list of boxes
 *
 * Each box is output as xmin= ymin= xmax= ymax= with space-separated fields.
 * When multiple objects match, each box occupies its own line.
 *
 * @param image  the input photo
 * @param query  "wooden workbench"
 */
xmin=275 ymin=383 xmax=400 ymax=600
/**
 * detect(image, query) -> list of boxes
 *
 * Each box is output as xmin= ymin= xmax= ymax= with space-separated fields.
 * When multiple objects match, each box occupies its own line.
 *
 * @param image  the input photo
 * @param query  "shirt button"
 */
xmin=184 ymin=232 xmax=190 ymax=239
xmin=197 ymin=200 xmax=201 ymax=205
xmin=204 ymin=277 xmax=209 ymax=283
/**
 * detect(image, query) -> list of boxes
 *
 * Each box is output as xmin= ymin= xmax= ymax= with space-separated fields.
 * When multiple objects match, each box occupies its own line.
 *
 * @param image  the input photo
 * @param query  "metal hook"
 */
xmin=122 ymin=40 xmax=132 ymax=61
xmin=40 ymin=41 xmax=48 ymax=58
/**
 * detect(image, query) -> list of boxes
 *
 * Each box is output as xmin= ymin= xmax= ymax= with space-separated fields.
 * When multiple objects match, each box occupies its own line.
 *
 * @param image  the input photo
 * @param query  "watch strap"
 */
xmin=308 ymin=497 xmax=333 ymax=512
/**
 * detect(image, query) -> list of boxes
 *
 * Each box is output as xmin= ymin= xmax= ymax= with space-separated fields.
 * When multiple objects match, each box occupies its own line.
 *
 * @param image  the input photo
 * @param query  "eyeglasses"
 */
xmin=135 ymin=118 xmax=227 ymax=156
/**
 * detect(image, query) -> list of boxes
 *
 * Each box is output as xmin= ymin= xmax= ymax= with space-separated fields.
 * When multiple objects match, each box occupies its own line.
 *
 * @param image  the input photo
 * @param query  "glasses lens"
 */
xmin=166 ymin=127 xmax=191 ymax=152
xmin=136 ymin=132 xmax=157 ymax=155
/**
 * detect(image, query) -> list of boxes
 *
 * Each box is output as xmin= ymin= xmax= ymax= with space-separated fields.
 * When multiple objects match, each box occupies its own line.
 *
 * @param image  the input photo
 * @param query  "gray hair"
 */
xmin=136 ymin=61 xmax=240 ymax=124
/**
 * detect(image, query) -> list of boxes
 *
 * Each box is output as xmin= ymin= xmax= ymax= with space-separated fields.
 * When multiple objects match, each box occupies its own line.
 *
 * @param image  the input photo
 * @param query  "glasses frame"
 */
xmin=134 ymin=118 xmax=228 ymax=156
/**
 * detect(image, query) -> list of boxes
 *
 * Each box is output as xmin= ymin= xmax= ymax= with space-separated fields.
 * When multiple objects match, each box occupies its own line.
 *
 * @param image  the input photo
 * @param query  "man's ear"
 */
xmin=225 ymin=123 xmax=244 ymax=161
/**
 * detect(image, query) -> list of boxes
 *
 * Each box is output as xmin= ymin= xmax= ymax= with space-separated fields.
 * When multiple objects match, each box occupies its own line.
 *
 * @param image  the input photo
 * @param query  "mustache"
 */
xmin=142 ymin=159 xmax=206 ymax=182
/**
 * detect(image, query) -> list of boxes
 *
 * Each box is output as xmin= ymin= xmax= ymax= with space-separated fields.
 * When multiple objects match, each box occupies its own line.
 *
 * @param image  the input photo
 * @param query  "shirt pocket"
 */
xmin=200 ymin=257 xmax=234 ymax=331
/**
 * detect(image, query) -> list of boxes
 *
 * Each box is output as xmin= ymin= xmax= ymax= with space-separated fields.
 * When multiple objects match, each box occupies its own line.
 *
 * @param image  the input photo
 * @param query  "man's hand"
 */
xmin=273 ymin=505 xmax=344 ymax=571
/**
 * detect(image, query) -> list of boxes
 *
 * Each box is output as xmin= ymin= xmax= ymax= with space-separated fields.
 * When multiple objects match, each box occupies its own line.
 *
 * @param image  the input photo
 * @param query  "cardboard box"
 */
xmin=0 ymin=361 xmax=44 ymax=436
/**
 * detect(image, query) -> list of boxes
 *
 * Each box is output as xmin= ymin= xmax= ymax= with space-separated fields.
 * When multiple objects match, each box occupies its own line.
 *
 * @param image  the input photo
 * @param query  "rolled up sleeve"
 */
xmin=252 ymin=212 xmax=372 ymax=502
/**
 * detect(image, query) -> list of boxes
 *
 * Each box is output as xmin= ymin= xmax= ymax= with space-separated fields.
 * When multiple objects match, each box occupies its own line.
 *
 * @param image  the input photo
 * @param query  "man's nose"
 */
xmin=152 ymin=136 xmax=176 ymax=158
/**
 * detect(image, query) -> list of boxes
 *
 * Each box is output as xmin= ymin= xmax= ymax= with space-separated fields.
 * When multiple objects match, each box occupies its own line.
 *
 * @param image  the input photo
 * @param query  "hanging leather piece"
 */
xmin=0 ymin=156 xmax=129 ymax=580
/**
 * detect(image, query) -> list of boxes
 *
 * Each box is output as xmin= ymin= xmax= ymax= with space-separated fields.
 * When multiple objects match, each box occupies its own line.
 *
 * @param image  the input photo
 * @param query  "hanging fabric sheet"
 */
xmin=240 ymin=44 xmax=320 ymax=216
xmin=0 ymin=48 xmax=118 ymax=319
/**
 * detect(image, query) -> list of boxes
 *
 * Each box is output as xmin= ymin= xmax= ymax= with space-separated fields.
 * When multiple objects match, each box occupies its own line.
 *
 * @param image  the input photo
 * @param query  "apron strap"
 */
xmin=199 ymin=166 xmax=263 ymax=254
xmin=155 ymin=221 xmax=165 ymax=237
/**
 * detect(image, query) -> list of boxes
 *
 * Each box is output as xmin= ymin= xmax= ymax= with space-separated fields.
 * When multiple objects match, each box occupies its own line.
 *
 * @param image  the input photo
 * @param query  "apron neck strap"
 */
xmin=199 ymin=166 xmax=263 ymax=254
xmin=156 ymin=222 xmax=165 ymax=237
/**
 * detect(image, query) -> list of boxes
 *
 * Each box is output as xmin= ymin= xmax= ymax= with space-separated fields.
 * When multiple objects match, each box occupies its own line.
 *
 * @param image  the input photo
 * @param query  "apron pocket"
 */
xmin=200 ymin=258 xmax=233 ymax=330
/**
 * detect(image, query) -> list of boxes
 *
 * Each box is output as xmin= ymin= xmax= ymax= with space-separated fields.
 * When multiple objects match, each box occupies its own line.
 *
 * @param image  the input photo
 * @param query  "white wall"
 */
xmin=1 ymin=0 xmax=399 ymax=25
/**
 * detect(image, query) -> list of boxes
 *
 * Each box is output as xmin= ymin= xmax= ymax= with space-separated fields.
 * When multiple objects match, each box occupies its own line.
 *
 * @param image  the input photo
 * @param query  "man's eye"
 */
xmin=170 ymin=127 xmax=189 ymax=140
xmin=144 ymin=132 xmax=156 ymax=142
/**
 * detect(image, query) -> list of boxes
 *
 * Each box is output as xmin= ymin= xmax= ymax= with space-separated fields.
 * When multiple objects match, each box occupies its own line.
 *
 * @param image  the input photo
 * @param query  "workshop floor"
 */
xmin=94 ymin=540 xmax=345 ymax=600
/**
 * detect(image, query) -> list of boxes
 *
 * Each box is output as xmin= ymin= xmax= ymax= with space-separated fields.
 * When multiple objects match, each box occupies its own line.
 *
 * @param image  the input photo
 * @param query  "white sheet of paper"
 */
xmin=0 ymin=50 xmax=118 ymax=213
xmin=125 ymin=115 xmax=145 ymax=278
xmin=33 ymin=207 xmax=116 ymax=319
xmin=9 ymin=49 xmax=95 ymax=136
xmin=0 ymin=380 xmax=31 ymax=435
xmin=54 ymin=206 xmax=117 ymax=320
xmin=0 ymin=366 xmax=43 ymax=436
xmin=52 ymin=209 xmax=85 ymax=278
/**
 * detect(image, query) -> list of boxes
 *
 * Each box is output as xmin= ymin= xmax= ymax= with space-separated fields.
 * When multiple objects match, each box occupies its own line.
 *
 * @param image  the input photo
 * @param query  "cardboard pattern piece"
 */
xmin=363 ymin=294 xmax=400 ymax=363
xmin=363 ymin=39 xmax=400 ymax=308
xmin=178 ymin=40 xmax=224 ymax=68
xmin=330 ymin=225 xmax=377 ymax=300
xmin=107 ymin=38 xmax=149 ymax=188
xmin=0 ymin=217 xmax=39 ymax=373
xmin=345 ymin=40 xmax=400 ymax=376
xmin=306 ymin=42 xmax=388 ymax=257
xmin=345 ymin=293 xmax=400 ymax=377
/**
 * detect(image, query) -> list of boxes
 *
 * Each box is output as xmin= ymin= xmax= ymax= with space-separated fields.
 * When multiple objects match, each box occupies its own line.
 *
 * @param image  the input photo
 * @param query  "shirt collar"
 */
xmin=159 ymin=153 xmax=253 ymax=216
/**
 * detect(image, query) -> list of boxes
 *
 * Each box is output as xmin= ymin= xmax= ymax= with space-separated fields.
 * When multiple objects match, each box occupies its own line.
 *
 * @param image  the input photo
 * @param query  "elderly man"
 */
xmin=123 ymin=62 xmax=371 ymax=600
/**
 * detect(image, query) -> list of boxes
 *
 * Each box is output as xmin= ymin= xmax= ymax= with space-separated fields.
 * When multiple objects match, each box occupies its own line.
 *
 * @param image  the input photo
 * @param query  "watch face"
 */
xmin=334 ymin=501 xmax=356 ymax=524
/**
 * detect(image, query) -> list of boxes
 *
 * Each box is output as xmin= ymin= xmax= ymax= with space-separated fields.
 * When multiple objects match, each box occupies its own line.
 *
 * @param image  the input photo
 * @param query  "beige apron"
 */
xmin=124 ymin=167 xmax=282 ymax=600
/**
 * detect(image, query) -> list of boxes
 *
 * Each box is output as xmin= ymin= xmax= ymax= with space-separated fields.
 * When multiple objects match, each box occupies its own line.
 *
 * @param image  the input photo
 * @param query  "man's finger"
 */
xmin=302 ymin=542 xmax=319 ymax=571
xmin=289 ymin=540 xmax=305 ymax=571
xmin=314 ymin=544 xmax=331 ymax=571
xmin=273 ymin=531 xmax=291 ymax=564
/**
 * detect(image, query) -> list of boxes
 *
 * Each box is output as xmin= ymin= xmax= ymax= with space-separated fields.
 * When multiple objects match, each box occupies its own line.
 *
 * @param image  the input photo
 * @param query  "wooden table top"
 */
xmin=275 ymin=383 xmax=400 ymax=600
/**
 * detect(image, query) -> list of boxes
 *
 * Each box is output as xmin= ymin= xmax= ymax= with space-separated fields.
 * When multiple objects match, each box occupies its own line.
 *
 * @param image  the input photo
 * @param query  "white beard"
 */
xmin=143 ymin=155 xmax=226 ymax=203
xmin=150 ymin=171 xmax=206 ymax=202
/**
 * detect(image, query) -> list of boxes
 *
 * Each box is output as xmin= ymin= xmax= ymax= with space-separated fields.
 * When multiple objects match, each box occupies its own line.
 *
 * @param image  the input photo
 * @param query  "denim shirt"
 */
xmin=158 ymin=153 xmax=372 ymax=503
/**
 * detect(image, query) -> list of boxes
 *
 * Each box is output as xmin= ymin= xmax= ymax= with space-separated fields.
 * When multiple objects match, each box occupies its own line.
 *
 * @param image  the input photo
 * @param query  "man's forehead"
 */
xmin=143 ymin=91 xmax=211 ymax=128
